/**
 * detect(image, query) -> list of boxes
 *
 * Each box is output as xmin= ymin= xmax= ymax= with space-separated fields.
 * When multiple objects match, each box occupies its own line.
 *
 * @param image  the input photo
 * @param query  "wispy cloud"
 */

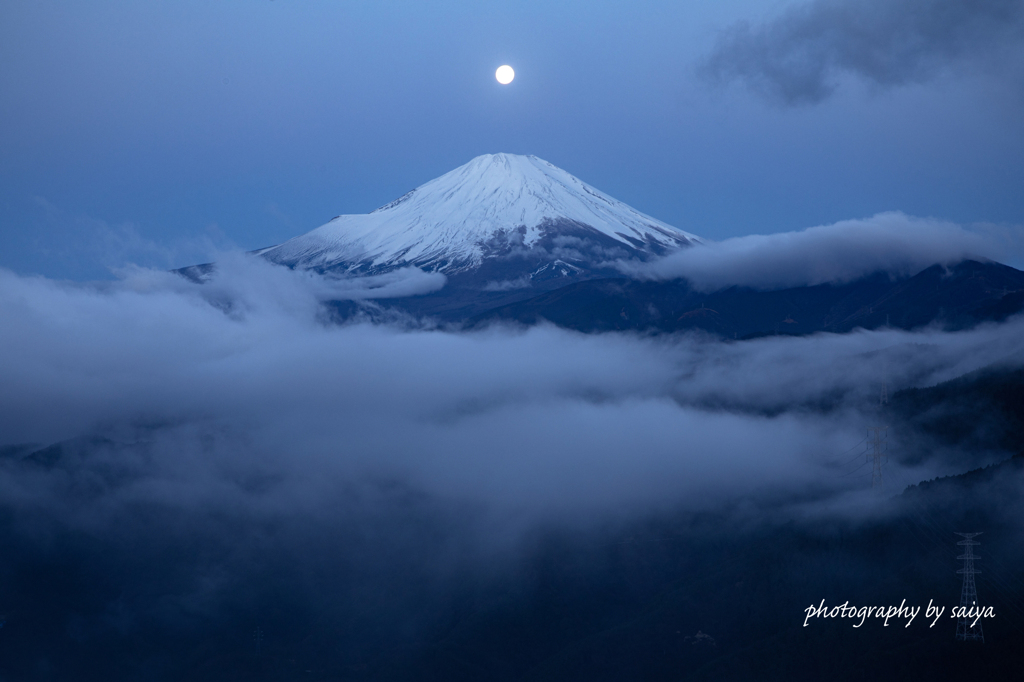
xmin=29 ymin=196 xmax=234 ymax=276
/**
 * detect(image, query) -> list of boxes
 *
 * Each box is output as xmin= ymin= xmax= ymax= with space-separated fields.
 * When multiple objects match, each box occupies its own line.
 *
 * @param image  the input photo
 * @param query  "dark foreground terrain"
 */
xmin=1 ymin=362 xmax=1023 ymax=681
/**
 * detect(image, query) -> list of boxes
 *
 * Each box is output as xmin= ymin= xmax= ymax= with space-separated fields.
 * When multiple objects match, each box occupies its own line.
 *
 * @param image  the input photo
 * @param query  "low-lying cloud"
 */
xmin=701 ymin=0 xmax=1024 ymax=104
xmin=2 ymin=257 xmax=1020 ymax=528
xmin=620 ymin=212 xmax=1002 ymax=290
xmin=2 ymin=258 xmax=1023 ymax=673
xmin=0 ymin=263 xmax=844 ymax=520
xmin=188 ymin=254 xmax=447 ymax=304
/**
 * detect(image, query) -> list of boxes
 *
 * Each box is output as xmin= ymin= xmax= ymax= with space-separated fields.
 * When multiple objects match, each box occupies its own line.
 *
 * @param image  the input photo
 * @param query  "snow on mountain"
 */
xmin=262 ymin=154 xmax=701 ymax=275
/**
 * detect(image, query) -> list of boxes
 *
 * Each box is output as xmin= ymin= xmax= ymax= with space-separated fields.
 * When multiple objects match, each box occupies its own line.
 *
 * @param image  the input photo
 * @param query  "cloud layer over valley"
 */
xmin=2 ymin=255 xmax=1023 ymax=677
xmin=3 ymin=256 xmax=1021 ymax=527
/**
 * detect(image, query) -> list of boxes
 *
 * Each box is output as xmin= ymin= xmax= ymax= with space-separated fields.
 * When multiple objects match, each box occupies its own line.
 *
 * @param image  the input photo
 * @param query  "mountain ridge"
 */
xmin=469 ymin=259 xmax=1024 ymax=336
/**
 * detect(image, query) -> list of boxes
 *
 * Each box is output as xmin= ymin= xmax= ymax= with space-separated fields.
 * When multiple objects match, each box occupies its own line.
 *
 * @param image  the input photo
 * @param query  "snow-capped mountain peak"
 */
xmin=262 ymin=153 xmax=701 ymax=275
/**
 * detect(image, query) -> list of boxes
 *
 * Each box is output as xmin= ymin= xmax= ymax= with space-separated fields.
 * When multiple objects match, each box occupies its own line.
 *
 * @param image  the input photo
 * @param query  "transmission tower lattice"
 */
xmin=864 ymin=383 xmax=889 ymax=489
xmin=866 ymin=426 xmax=887 ymax=488
xmin=955 ymin=532 xmax=984 ymax=643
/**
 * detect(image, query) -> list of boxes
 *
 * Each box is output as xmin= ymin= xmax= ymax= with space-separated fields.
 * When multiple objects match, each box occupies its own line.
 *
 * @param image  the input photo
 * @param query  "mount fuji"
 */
xmin=261 ymin=153 xmax=700 ymax=280
xmin=179 ymin=154 xmax=1024 ymax=332
xmin=179 ymin=153 xmax=703 ymax=318
xmin=216 ymin=154 xmax=694 ymax=318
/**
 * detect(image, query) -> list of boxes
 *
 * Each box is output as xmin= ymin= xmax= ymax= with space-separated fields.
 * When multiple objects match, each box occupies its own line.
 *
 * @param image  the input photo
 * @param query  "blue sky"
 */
xmin=2 ymin=0 xmax=1023 ymax=279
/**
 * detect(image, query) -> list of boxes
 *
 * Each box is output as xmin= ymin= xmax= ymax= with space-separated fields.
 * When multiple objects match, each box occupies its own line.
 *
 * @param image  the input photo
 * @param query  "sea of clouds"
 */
xmin=2 ymin=249 xmax=1022 ymax=533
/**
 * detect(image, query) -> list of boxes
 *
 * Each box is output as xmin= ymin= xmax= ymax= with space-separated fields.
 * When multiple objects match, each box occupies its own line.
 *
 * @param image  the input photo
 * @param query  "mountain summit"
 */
xmin=261 ymin=154 xmax=701 ymax=278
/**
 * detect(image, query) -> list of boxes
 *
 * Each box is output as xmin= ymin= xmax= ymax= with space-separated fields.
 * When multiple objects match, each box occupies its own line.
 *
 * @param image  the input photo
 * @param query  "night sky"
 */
xmin=2 ymin=0 xmax=1023 ymax=279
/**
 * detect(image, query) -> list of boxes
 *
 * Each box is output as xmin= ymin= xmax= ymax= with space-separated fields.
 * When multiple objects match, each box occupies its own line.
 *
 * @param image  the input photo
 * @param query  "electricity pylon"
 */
xmin=955 ymin=532 xmax=984 ymax=642
xmin=866 ymin=382 xmax=889 ymax=488
xmin=866 ymin=426 xmax=887 ymax=488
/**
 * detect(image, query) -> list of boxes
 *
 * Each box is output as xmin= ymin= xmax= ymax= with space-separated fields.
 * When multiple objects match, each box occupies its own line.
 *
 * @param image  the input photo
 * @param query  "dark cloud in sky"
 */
xmin=619 ymin=212 xmax=1013 ymax=290
xmin=702 ymin=0 xmax=1024 ymax=104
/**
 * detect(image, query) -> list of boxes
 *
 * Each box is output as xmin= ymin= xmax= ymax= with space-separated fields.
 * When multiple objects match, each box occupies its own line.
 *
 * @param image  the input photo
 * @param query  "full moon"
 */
xmin=495 ymin=65 xmax=515 ymax=85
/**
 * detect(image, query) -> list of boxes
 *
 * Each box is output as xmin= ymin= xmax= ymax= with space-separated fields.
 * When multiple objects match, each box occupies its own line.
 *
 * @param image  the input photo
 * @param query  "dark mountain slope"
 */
xmin=471 ymin=259 xmax=1024 ymax=337
xmin=890 ymin=361 xmax=1024 ymax=457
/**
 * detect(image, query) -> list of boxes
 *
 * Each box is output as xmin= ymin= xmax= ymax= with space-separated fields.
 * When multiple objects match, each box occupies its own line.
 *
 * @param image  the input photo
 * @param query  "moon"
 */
xmin=495 ymin=65 xmax=515 ymax=85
